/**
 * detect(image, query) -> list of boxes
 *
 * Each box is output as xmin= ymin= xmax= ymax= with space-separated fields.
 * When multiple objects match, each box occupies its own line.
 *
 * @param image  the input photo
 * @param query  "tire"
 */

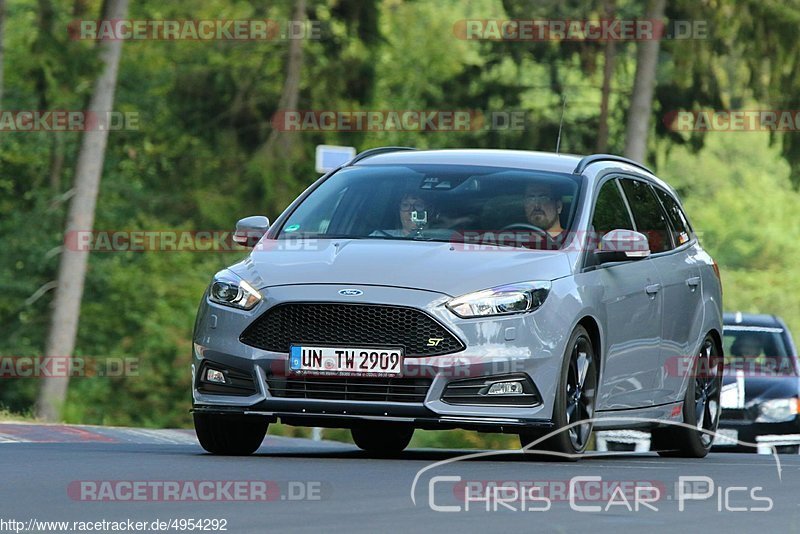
xmin=652 ymin=335 xmax=722 ymax=458
xmin=520 ymin=325 xmax=598 ymax=461
xmin=194 ymin=412 xmax=269 ymax=455
xmin=351 ymin=423 xmax=413 ymax=454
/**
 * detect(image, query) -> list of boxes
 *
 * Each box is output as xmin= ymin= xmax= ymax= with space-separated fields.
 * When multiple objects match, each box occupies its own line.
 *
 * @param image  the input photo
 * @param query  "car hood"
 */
xmin=722 ymin=374 xmax=800 ymax=404
xmin=236 ymin=239 xmax=572 ymax=297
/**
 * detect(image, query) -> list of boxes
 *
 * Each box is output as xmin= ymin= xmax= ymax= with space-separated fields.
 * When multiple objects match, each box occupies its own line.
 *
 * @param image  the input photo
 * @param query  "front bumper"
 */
xmin=191 ymin=284 xmax=571 ymax=432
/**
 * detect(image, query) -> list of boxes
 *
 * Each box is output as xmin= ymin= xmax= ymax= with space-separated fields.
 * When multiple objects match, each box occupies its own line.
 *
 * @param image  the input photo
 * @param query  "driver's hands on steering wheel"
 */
xmin=496 ymin=223 xmax=556 ymax=249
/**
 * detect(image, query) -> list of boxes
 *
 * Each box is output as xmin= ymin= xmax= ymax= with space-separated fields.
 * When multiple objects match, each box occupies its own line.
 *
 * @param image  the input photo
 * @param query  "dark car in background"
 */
xmin=714 ymin=312 xmax=800 ymax=453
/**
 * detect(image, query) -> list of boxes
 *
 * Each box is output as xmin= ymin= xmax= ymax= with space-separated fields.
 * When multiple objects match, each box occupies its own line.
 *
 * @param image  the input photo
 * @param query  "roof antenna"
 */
xmin=556 ymin=94 xmax=567 ymax=154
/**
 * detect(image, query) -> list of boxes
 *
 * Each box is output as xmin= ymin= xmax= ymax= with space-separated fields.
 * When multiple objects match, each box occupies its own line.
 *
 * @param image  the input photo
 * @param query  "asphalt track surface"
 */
xmin=1 ymin=423 xmax=799 ymax=533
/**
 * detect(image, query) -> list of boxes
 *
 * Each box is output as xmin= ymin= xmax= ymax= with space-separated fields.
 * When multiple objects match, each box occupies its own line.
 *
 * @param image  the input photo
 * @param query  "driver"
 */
xmin=729 ymin=333 xmax=775 ymax=374
xmin=523 ymin=183 xmax=564 ymax=238
xmin=730 ymin=334 xmax=763 ymax=359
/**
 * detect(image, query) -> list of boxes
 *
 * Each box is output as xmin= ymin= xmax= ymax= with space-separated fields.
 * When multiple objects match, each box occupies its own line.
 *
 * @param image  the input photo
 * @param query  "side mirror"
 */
xmin=594 ymin=229 xmax=650 ymax=264
xmin=233 ymin=216 xmax=270 ymax=248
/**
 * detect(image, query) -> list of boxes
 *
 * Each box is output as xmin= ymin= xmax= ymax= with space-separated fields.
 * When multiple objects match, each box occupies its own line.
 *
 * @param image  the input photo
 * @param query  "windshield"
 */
xmin=722 ymin=326 xmax=797 ymax=376
xmin=277 ymin=164 xmax=581 ymax=249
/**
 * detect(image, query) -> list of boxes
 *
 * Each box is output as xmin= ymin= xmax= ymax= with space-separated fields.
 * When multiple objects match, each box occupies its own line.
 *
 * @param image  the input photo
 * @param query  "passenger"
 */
xmin=372 ymin=193 xmax=431 ymax=237
xmin=399 ymin=193 xmax=429 ymax=235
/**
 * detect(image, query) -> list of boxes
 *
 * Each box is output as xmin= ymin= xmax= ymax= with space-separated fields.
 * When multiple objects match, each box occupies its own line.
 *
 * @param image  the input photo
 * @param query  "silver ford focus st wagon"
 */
xmin=192 ymin=148 xmax=723 ymax=459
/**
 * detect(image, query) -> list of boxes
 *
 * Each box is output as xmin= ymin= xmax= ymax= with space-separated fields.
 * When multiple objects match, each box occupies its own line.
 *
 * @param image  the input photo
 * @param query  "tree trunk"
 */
xmin=262 ymin=0 xmax=305 ymax=154
xmin=258 ymin=0 xmax=305 ymax=212
xmin=0 ymin=0 xmax=5 ymax=106
xmin=49 ymin=133 xmax=65 ymax=193
xmin=596 ymin=0 xmax=616 ymax=153
xmin=623 ymin=0 xmax=666 ymax=164
xmin=36 ymin=0 xmax=129 ymax=422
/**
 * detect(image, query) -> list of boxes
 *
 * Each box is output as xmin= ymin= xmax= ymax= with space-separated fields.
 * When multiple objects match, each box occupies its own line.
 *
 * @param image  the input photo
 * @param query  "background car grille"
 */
xmin=720 ymin=408 xmax=754 ymax=421
xmin=240 ymin=303 xmax=464 ymax=357
xmin=266 ymin=376 xmax=432 ymax=403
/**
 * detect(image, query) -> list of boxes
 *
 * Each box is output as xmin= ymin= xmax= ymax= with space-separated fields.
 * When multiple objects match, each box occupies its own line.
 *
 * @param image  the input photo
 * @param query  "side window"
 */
xmin=654 ymin=187 xmax=693 ymax=246
xmin=619 ymin=179 xmax=673 ymax=253
xmin=590 ymin=179 xmax=634 ymax=249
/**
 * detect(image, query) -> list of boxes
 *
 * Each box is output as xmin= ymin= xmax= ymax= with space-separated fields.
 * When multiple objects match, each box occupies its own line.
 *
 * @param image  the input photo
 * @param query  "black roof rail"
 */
xmin=573 ymin=154 xmax=654 ymax=175
xmin=348 ymin=146 xmax=417 ymax=165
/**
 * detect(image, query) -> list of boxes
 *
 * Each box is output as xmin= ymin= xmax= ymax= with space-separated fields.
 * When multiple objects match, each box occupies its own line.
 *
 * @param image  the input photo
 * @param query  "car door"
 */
xmin=584 ymin=177 xmax=664 ymax=410
xmin=648 ymin=185 xmax=705 ymax=403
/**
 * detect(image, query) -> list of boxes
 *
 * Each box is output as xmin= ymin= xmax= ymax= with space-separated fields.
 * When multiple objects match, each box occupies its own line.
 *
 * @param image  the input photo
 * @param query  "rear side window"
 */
xmin=654 ymin=187 xmax=693 ymax=246
xmin=591 ymin=179 xmax=633 ymax=247
xmin=619 ymin=179 xmax=673 ymax=253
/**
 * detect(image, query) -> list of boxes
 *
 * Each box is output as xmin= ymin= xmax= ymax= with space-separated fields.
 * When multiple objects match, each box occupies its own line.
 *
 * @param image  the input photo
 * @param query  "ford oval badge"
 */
xmin=338 ymin=289 xmax=363 ymax=296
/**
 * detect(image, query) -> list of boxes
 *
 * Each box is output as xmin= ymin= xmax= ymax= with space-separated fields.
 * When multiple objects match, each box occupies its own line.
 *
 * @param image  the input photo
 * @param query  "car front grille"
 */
xmin=266 ymin=376 xmax=432 ymax=403
xmin=240 ymin=303 xmax=464 ymax=357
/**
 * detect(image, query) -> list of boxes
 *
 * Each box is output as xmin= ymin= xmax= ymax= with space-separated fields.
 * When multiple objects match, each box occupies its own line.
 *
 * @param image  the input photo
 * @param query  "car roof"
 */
xmin=351 ymin=149 xmax=584 ymax=175
xmin=723 ymin=312 xmax=785 ymax=329
xmin=349 ymin=148 xmax=680 ymax=194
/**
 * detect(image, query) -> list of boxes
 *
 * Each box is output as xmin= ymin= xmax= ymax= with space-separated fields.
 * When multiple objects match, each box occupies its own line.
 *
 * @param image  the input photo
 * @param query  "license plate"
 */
xmin=713 ymin=428 xmax=738 ymax=446
xmin=289 ymin=345 xmax=403 ymax=376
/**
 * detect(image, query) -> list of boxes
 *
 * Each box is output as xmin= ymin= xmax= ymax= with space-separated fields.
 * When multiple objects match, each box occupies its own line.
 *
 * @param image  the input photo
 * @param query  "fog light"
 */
xmin=205 ymin=368 xmax=226 ymax=384
xmin=487 ymin=381 xmax=523 ymax=395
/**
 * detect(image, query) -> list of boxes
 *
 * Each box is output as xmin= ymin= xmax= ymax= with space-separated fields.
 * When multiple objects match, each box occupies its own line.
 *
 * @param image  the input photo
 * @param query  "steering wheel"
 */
xmin=497 ymin=223 xmax=553 ymax=248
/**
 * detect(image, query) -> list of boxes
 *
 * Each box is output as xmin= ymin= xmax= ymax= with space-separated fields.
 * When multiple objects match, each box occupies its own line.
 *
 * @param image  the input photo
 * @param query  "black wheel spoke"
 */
xmin=574 ymin=424 xmax=587 ymax=446
xmin=705 ymin=379 xmax=720 ymax=399
xmin=693 ymin=339 xmax=720 ymax=442
xmin=563 ymin=334 xmax=598 ymax=452
xmin=568 ymin=356 xmax=579 ymax=389
xmin=576 ymin=351 xmax=590 ymax=388
xmin=708 ymin=399 xmax=719 ymax=427
xmin=581 ymin=397 xmax=594 ymax=419
xmin=566 ymin=399 xmax=577 ymax=422
xmin=695 ymin=397 xmax=706 ymax=428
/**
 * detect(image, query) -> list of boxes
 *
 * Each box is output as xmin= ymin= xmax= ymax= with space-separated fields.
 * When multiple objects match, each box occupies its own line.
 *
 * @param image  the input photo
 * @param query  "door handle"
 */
xmin=645 ymin=283 xmax=661 ymax=296
xmin=686 ymin=276 xmax=701 ymax=288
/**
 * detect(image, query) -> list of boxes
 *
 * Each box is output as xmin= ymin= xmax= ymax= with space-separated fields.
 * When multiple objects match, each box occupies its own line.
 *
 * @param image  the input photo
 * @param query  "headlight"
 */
xmin=208 ymin=270 xmax=262 ymax=310
xmin=756 ymin=398 xmax=799 ymax=423
xmin=446 ymin=281 xmax=551 ymax=318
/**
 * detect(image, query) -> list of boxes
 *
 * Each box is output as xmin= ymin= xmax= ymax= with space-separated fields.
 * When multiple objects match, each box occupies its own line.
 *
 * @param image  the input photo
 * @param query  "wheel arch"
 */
xmin=576 ymin=315 xmax=603 ymax=374
xmin=707 ymin=327 xmax=723 ymax=357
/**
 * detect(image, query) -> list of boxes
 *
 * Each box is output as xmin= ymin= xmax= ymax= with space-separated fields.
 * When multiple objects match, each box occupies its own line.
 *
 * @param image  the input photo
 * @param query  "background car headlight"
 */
xmin=756 ymin=398 xmax=799 ymax=423
xmin=208 ymin=270 xmax=262 ymax=310
xmin=446 ymin=281 xmax=551 ymax=318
